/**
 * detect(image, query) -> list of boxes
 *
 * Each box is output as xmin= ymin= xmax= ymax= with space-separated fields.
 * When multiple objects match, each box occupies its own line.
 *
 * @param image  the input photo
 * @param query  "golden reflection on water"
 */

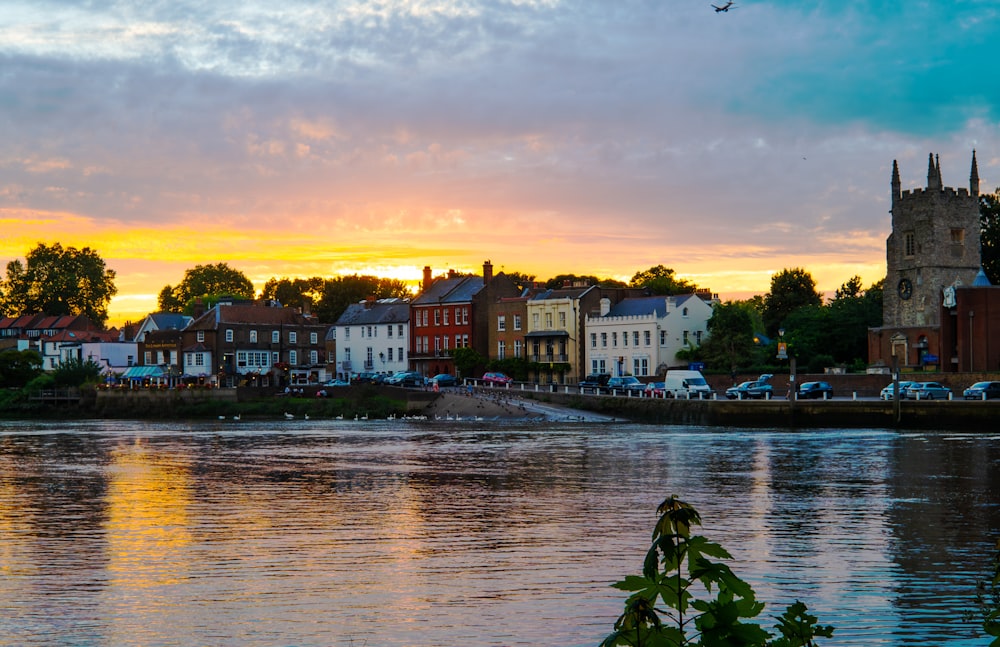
xmin=104 ymin=437 xmax=193 ymax=588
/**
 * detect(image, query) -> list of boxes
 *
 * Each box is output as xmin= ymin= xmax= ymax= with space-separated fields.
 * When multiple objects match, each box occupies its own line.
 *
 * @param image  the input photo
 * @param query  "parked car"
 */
xmin=880 ymin=381 xmax=915 ymax=400
xmin=322 ymin=378 xmax=350 ymax=387
xmin=385 ymin=371 xmax=426 ymax=387
xmin=606 ymin=376 xmax=645 ymax=394
xmin=430 ymin=373 xmax=457 ymax=387
xmin=798 ymin=381 xmax=833 ymax=399
xmin=579 ymin=373 xmax=611 ymax=391
xmin=644 ymin=381 xmax=667 ymax=397
xmin=725 ymin=374 xmax=774 ymax=400
xmin=962 ymin=381 xmax=1000 ymax=400
xmin=351 ymin=372 xmax=378 ymax=384
xmin=482 ymin=372 xmax=513 ymax=385
xmin=905 ymin=382 xmax=951 ymax=400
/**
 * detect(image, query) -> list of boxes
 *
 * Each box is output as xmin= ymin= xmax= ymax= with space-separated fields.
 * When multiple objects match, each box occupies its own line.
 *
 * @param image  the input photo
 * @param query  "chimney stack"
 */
xmin=423 ymin=266 xmax=433 ymax=291
xmin=483 ymin=260 xmax=493 ymax=285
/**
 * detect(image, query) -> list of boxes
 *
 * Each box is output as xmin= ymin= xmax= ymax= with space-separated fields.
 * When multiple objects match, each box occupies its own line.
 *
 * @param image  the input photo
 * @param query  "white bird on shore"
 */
xmin=233 ymin=414 xmax=240 ymax=421
xmin=284 ymin=412 xmax=294 ymax=420
xmin=304 ymin=414 xmax=310 ymax=420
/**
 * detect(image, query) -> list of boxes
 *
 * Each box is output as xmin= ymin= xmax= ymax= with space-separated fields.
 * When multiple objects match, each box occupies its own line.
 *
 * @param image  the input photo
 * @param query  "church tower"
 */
xmin=883 ymin=151 xmax=981 ymax=330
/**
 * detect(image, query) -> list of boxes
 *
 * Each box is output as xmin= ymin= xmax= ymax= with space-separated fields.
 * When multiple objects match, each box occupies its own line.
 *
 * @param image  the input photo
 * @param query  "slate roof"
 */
xmin=335 ymin=300 xmax=411 ymax=326
xmin=605 ymin=294 xmax=700 ymax=318
xmin=412 ymin=276 xmax=485 ymax=305
xmin=187 ymin=304 xmax=322 ymax=330
xmin=529 ymin=286 xmax=595 ymax=301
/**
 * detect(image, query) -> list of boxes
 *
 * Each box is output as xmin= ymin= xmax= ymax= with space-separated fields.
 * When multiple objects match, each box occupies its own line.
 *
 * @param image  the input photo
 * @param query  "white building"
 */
xmin=332 ymin=298 xmax=410 ymax=380
xmin=584 ymin=293 xmax=718 ymax=377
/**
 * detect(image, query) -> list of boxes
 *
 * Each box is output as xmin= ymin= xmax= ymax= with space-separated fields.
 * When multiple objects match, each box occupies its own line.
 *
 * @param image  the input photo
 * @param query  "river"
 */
xmin=0 ymin=419 xmax=997 ymax=646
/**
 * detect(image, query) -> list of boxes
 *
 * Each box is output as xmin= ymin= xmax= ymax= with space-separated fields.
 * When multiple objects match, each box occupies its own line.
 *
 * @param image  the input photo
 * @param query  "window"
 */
xmin=289 ymin=331 xmax=297 ymax=344
xmin=434 ymin=336 xmax=441 ymax=352
xmin=398 ymin=324 xmax=405 ymax=338
xmin=559 ymin=311 xmax=566 ymax=328
xmin=250 ymin=330 xmax=257 ymax=343
xmin=633 ymin=331 xmax=640 ymax=346
xmin=623 ymin=332 xmax=628 ymax=347
xmin=387 ymin=347 xmax=394 ymax=361
xmin=634 ymin=358 xmax=649 ymax=376
xmin=514 ymin=340 xmax=522 ymax=358
xmin=434 ymin=309 xmax=441 ymax=325
xmin=310 ymin=350 xmax=318 ymax=364
xmin=682 ymin=307 xmax=689 ymax=317
xmin=310 ymin=332 xmax=318 ymax=344
xmin=225 ymin=329 xmax=234 ymax=342
xmin=683 ymin=330 xmax=689 ymax=344
xmin=533 ymin=313 xmax=540 ymax=328
xmin=462 ymin=307 xmax=469 ymax=324
xmin=443 ymin=335 xmax=450 ymax=350
xmin=443 ymin=309 xmax=449 ymax=326
xmin=591 ymin=332 xmax=597 ymax=348
xmin=545 ymin=312 xmax=553 ymax=328
xmin=696 ymin=330 xmax=703 ymax=344
xmin=498 ymin=340 xmax=506 ymax=359
xmin=289 ymin=350 xmax=298 ymax=365
xmin=144 ymin=351 xmax=152 ymax=364
xmin=513 ymin=315 xmax=522 ymax=331
xmin=660 ymin=330 xmax=667 ymax=345
xmin=273 ymin=330 xmax=281 ymax=343
xmin=195 ymin=353 xmax=204 ymax=366
xmin=601 ymin=332 xmax=608 ymax=348
xmin=904 ymin=231 xmax=916 ymax=257
xmin=644 ymin=331 xmax=651 ymax=346
xmin=498 ymin=315 xmax=506 ymax=331
xmin=387 ymin=325 xmax=393 ymax=338
xmin=612 ymin=332 xmax=618 ymax=347
xmin=951 ymin=228 xmax=965 ymax=245
xmin=197 ymin=331 xmax=205 ymax=342
xmin=366 ymin=347 xmax=373 ymax=365
xmin=398 ymin=347 xmax=403 ymax=360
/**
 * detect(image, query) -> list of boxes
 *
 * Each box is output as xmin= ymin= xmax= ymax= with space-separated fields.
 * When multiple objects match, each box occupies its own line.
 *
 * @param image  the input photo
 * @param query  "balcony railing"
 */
xmin=529 ymin=354 xmax=569 ymax=363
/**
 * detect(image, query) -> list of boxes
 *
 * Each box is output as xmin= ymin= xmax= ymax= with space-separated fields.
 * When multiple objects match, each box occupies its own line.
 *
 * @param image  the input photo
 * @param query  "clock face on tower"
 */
xmin=897 ymin=278 xmax=913 ymax=300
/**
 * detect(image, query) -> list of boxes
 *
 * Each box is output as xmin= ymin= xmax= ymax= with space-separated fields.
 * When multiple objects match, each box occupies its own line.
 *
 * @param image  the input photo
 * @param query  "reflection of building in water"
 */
xmin=888 ymin=436 xmax=1000 ymax=638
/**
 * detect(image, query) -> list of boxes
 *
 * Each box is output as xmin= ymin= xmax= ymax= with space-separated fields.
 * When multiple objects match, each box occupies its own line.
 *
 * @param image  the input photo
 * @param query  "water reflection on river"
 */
xmin=0 ymin=420 xmax=997 ymax=646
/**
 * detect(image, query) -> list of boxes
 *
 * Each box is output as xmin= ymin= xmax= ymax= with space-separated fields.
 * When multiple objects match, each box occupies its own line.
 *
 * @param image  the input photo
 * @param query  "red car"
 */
xmin=482 ymin=372 xmax=513 ymax=385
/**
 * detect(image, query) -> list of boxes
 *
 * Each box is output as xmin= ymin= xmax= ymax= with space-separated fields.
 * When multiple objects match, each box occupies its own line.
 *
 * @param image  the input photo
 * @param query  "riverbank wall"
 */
xmin=515 ymin=391 xmax=999 ymax=430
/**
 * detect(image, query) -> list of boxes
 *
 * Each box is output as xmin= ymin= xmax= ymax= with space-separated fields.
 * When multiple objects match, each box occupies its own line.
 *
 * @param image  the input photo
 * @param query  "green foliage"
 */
xmin=968 ymin=539 xmax=1000 ymax=646
xmin=696 ymin=301 xmax=757 ymax=373
xmin=51 ymin=358 xmax=104 ymax=387
xmin=544 ymin=274 xmax=626 ymax=289
xmin=452 ymin=347 xmax=486 ymax=379
xmin=488 ymin=357 xmax=532 ymax=381
xmin=0 ymin=242 xmax=118 ymax=326
xmin=261 ymin=277 xmax=326 ymax=311
xmin=601 ymin=495 xmax=833 ymax=647
xmin=314 ymin=275 xmax=412 ymax=323
xmin=158 ymin=263 xmax=256 ymax=312
xmin=0 ymin=349 xmax=43 ymax=387
xmin=630 ymin=265 xmax=698 ymax=296
xmin=981 ymin=190 xmax=1000 ymax=286
xmin=762 ymin=268 xmax=822 ymax=338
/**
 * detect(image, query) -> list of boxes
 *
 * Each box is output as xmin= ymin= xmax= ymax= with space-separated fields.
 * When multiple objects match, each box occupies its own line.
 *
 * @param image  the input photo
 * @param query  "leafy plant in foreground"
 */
xmin=967 ymin=539 xmax=1000 ymax=645
xmin=600 ymin=495 xmax=833 ymax=647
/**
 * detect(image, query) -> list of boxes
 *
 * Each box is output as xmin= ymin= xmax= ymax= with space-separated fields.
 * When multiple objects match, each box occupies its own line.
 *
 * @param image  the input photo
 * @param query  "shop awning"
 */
xmin=122 ymin=365 xmax=166 ymax=379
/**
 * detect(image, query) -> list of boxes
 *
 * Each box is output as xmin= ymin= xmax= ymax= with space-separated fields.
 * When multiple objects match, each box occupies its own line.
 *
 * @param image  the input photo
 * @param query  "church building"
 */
xmin=868 ymin=151 xmax=985 ymax=370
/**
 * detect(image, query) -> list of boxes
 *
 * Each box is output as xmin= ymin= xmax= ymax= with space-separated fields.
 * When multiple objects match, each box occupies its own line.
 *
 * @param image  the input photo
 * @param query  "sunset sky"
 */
xmin=2 ymin=1 xmax=998 ymax=325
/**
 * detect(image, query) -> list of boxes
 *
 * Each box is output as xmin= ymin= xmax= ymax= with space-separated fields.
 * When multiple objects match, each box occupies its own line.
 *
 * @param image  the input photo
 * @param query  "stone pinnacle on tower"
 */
xmin=971 ymin=149 xmax=980 ymax=197
xmin=891 ymin=159 xmax=901 ymax=212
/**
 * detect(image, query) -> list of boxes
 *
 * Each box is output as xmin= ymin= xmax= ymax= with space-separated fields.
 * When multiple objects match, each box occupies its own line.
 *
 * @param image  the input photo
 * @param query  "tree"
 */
xmin=51 ymin=357 xmax=104 ymax=387
xmin=697 ymin=301 xmax=757 ymax=374
xmin=762 ymin=268 xmax=822 ymax=338
xmin=601 ymin=495 xmax=834 ymax=647
xmin=158 ymin=263 xmax=255 ymax=312
xmin=833 ymin=276 xmax=864 ymax=300
xmin=630 ymin=265 xmax=698 ymax=295
xmin=0 ymin=243 xmax=118 ymax=327
xmin=314 ymin=275 xmax=412 ymax=323
xmin=0 ymin=349 xmax=43 ymax=387
xmin=981 ymin=189 xmax=1000 ymax=285
xmin=260 ymin=277 xmax=325 ymax=311
xmin=543 ymin=274 xmax=626 ymax=289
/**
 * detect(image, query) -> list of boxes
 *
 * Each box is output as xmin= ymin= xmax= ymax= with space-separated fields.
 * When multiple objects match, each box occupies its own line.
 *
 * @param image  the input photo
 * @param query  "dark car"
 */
xmin=430 ymin=373 xmax=457 ymax=387
xmin=386 ymin=371 xmax=425 ymax=387
xmin=606 ymin=376 xmax=645 ymax=394
xmin=905 ymin=381 xmax=951 ymax=400
xmin=725 ymin=374 xmax=774 ymax=400
xmin=579 ymin=373 xmax=611 ymax=392
xmin=962 ymin=381 xmax=1000 ymax=400
xmin=798 ymin=381 xmax=834 ymax=400
xmin=351 ymin=372 xmax=378 ymax=384
xmin=880 ymin=381 xmax=915 ymax=400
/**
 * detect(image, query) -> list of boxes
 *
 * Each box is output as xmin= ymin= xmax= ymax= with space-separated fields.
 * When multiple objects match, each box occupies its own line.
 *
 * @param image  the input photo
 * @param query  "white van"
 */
xmin=662 ymin=370 xmax=714 ymax=399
